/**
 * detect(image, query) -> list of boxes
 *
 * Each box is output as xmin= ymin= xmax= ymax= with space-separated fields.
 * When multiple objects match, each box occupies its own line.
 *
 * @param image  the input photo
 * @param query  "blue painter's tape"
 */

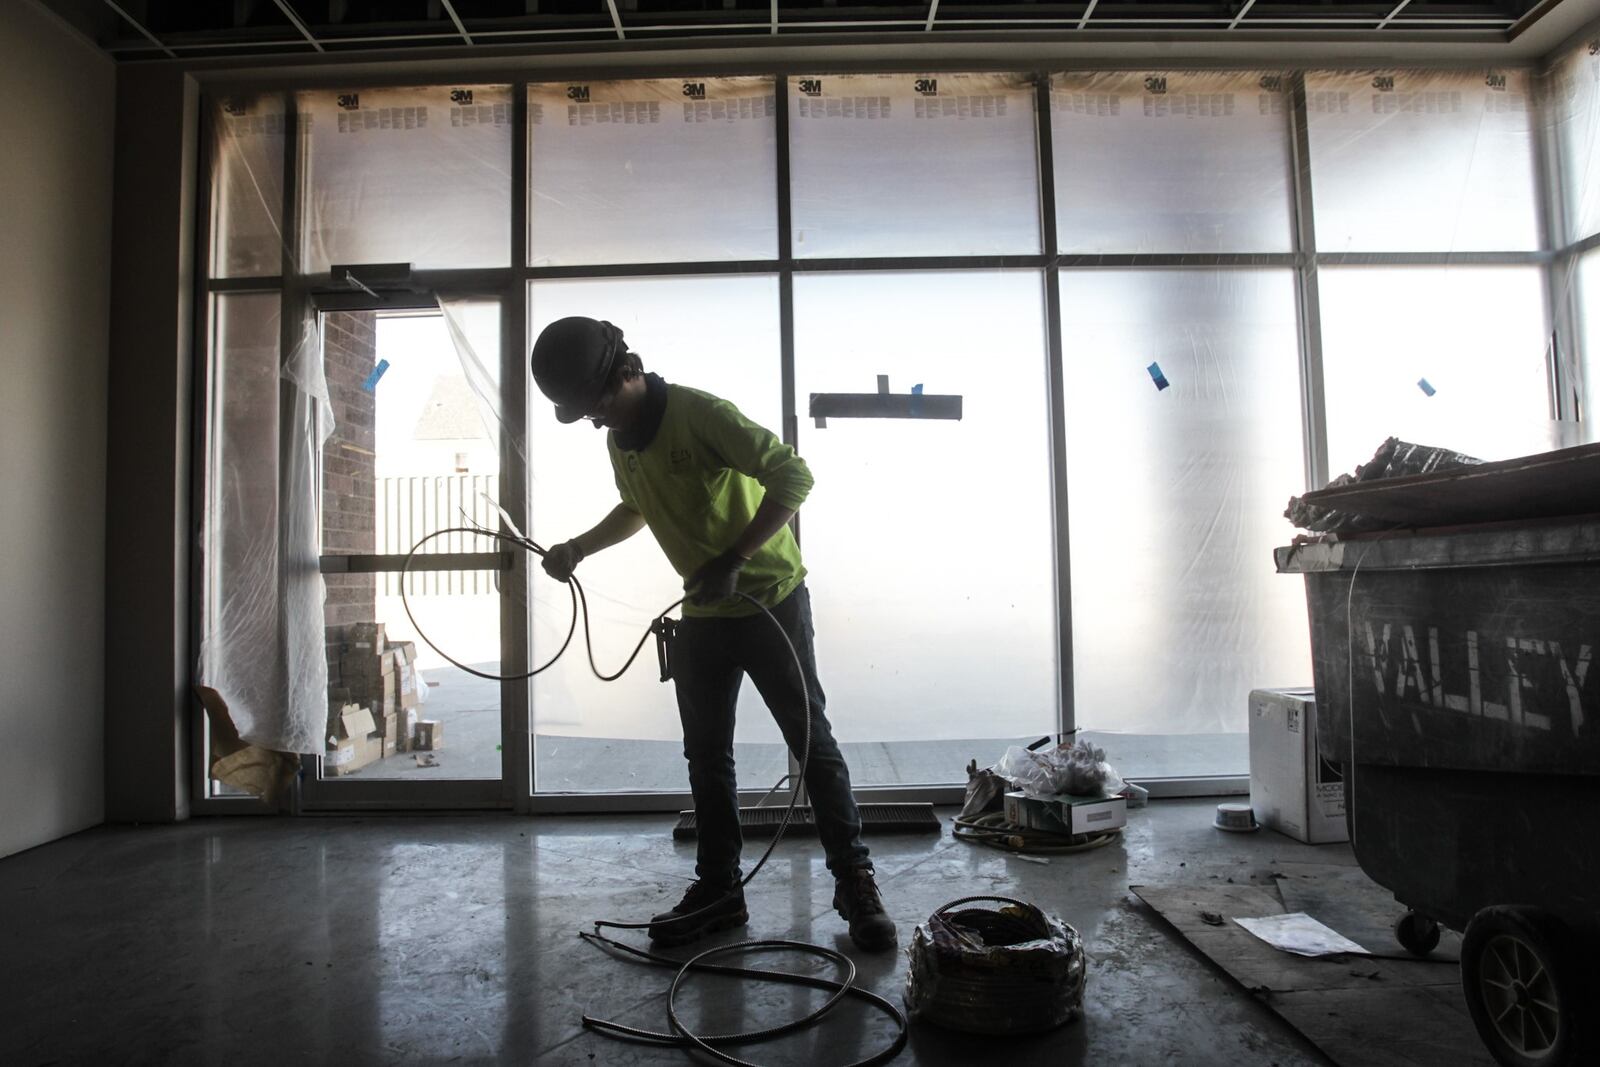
xmin=360 ymin=359 xmax=391 ymax=393
xmin=1417 ymin=377 xmax=1436 ymax=397
xmin=1147 ymin=361 xmax=1170 ymax=391
xmin=910 ymin=382 xmax=924 ymax=416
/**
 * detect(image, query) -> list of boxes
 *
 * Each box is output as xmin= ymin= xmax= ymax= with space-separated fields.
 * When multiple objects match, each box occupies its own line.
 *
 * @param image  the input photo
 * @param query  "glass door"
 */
xmin=302 ymin=300 xmax=512 ymax=807
xmin=526 ymin=275 xmax=790 ymax=799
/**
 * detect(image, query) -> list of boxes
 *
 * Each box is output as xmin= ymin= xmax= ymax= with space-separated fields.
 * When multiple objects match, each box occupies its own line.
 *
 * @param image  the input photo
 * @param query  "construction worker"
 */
xmin=530 ymin=315 xmax=896 ymax=953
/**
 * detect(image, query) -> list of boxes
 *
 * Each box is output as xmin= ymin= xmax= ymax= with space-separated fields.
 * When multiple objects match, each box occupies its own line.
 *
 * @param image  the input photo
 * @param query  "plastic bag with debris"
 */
xmin=994 ymin=738 xmax=1122 ymax=798
xmin=959 ymin=759 xmax=1011 ymax=820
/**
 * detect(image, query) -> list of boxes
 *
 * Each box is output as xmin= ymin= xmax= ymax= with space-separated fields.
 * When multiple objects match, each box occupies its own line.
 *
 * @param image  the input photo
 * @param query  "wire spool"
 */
xmin=903 ymin=896 xmax=1087 ymax=1036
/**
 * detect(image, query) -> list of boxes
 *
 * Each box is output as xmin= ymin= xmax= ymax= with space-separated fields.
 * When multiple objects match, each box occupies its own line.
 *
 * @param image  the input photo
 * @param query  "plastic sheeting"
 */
xmin=1318 ymin=266 xmax=1564 ymax=475
xmin=1063 ymin=270 xmax=1310 ymax=736
xmin=793 ymin=271 xmax=1057 ymax=756
xmin=788 ymin=73 xmax=1040 ymax=258
xmin=1050 ymin=71 xmax=1294 ymax=254
xmin=1544 ymin=38 xmax=1600 ymax=244
xmin=1305 ymin=69 xmax=1541 ymax=253
xmin=1584 ymin=252 xmax=1600 ymax=424
xmin=436 ymin=295 xmax=514 ymax=465
xmin=210 ymin=94 xmax=285 ymax=277
xmin=528 ymin=78 xmax=777 ymax=266
xmin=298 ymin=85 xmax=512 ymax=272
xmin=197 ymin=297 xmax=332 ymax=755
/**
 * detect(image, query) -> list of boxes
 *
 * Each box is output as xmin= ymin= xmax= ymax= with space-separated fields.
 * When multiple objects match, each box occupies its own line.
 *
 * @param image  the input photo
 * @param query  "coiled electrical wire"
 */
xmin=951 ymin=811 xmax=1121 ymax=855
xmin=398 ymin=522 xmax=908 ymax=1066
xmin=903 ymin=896 xmax=1086 ymax=1037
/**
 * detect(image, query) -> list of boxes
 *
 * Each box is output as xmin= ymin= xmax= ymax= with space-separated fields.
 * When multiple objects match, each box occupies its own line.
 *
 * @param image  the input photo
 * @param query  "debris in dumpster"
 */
xmin=1288 ymin=439 xmax=1600 ymax=532
xmin=1285 ymin=436 xmax=1482 ymax=533
xmin=904 ymin=897 xmax=1086 ymax=1036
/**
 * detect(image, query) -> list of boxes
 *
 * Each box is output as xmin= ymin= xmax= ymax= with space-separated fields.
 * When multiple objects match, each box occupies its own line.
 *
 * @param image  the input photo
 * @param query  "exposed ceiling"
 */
xmin=31 ymin=0 xmax=1583 ymax=62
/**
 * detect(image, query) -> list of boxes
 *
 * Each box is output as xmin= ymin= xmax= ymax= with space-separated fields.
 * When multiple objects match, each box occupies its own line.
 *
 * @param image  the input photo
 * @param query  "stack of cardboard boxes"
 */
xmin=326 ymin=622 xmax=435 ymax=775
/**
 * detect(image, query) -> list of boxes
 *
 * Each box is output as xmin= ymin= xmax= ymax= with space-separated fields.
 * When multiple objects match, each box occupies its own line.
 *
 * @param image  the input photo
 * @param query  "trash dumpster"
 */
xmin=1278 ymin=518 xmax=1600 ymax=1067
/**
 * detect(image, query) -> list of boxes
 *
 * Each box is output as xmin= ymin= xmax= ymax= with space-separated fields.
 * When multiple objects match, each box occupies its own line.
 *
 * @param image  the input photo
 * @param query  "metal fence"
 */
xmin=377 ymin=473 xmax=501 ymax=596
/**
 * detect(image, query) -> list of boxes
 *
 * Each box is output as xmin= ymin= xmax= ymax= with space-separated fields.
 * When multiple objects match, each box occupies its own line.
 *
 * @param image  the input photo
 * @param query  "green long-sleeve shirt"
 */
xmin=609 ymin=383 xmax=811 ymax=618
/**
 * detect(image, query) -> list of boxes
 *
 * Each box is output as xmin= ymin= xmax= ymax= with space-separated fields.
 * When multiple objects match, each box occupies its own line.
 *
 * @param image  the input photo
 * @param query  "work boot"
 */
xmin=833 ymin=867 xmax=896 ymax=952
xmin=648 ymin=880 xmax=748 ymax=947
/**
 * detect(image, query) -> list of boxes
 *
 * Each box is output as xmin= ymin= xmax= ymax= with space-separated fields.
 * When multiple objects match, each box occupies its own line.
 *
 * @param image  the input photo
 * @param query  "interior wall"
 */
xmin=104 ymin=63 xmax=197 ymax=824
xmin=0 ymin=2 xmax=115 ymax=858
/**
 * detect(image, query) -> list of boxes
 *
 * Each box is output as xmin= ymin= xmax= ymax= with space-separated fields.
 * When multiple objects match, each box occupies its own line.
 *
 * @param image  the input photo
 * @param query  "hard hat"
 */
xmin=530 ymin=316 xmax=626 ymax=423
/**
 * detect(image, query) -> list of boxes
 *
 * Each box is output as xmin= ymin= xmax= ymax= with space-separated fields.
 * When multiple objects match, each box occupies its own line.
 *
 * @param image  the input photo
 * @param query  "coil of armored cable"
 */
xmin=903 ymin=896 xmax=1086 ymax=1036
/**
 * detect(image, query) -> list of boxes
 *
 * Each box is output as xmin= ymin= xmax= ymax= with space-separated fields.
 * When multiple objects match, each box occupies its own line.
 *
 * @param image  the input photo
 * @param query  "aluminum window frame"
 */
xmin=192 ymin=58 xmax=1576 ymax=814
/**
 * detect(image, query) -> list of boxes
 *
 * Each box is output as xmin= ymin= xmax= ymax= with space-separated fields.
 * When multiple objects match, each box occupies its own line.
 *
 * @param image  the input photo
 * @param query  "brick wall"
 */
xmin=321 ymin=311 xmax=378 ymax=710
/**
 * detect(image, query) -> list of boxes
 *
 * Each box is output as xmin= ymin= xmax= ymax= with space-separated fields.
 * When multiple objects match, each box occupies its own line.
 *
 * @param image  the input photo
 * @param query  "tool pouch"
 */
xmin=652 ymin=616 xmax=677 ymax=682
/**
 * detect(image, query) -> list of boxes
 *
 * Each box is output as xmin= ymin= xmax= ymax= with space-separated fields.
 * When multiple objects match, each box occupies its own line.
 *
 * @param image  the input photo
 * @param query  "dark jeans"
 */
xmin=672 ymin=583 xmax=870 ymax=886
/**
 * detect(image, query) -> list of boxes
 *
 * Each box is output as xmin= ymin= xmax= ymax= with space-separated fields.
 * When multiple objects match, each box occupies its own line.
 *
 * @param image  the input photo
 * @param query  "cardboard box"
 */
xmin=1003 ymin=790 xmax=1127 ymax=836
xmin=1249 ymin=687 xmax=1347 ymax=844
xmin=399 ymin=707 xmax=418 ymax=753
xmin=348 ymin=621 xmax=387 ymax=650
xmin=341 ymin=646 xmax=394 ymax=682
xmin=397 ymin=660 xmax=420 ymax=710
xmin=377 ymin=710 xmax=400 ymax=759
xmin=326 ymin=704 xmax=382 ymax=777
xmin=414 ymin=720 xmax=444 ymax=751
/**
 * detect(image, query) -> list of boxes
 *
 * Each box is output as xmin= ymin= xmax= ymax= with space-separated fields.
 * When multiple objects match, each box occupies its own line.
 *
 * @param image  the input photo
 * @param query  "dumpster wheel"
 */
xmin=1461 ymin=906 xmax=1593 ymax=1067
xmin=1393 ymin=911 xmax=1441 ymax=956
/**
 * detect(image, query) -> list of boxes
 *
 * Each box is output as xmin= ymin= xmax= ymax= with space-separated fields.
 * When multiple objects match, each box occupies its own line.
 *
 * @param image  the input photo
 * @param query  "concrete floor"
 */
xmin=1 ymin=799 xmax=1345 ymax=1066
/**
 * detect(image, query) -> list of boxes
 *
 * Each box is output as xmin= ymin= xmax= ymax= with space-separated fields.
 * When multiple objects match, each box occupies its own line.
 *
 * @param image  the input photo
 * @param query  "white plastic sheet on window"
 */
xmin=528 ymin=78 xmax=777 ymax=266
xmin=1305 ymin=69 xmax=1541 ymax=253
xmin=788 ymin=73 xmax=1041 ymax=258
xmin=793 ymin=271 xmax=1057 ymax=770
xmin=1061 ymin=270 xmax=1310 ymax=738
xmin=1544 ymin=38 xmax=1600 ymax=243
xmin=436 ymin=296 xmax=516 ymax=466
xmin=198 ymin=297 xmax=331 ymax=755
xmin=1571 ymin=251 xmax=1599 ymax=438
xmin=298 ymin=85 xmax=511 ymax=272
xmin=210 ymin=94 xmax=285 ymax=277
xmin=1050 ymin=71 xmax=1294 ymax=254
xmin=525 ymin=276 xmax=787 ymax=792
xmin=1319 ymin=266 xmax=1563 ymax=475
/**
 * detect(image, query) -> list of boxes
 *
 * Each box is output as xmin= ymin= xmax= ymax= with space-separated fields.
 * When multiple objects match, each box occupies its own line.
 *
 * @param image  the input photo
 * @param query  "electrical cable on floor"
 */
xmin=951 ymin=811 xmax=1121 ymax=855
xmin=398 ymin=521 xmax=908 ymax=1065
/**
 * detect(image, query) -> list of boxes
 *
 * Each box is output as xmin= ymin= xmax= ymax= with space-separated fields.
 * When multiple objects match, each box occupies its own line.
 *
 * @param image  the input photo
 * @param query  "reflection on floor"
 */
xmin=4 ymin=800 xmax=1342 ymax=1065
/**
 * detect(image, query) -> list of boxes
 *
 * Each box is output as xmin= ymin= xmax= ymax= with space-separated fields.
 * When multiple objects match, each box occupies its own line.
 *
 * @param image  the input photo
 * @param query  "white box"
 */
xmin=1003 ymin=791 xmax=1127 ymax=836
xmin=1248 ymin=687 xmax=1347 ymax=844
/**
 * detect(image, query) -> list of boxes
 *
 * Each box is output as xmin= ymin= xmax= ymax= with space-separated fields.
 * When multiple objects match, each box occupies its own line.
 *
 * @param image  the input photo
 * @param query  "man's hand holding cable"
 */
xmin=542 ymin=539 xmax=585 ymax=582
xmin=687 ymin=549 xmax=748 ymax=605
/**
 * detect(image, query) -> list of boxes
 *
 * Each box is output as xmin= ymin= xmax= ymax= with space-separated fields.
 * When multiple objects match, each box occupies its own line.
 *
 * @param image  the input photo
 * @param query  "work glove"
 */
xmin=686 ymin=550 xmax=747 ymax=606
xmin=542 ymin=539 xmax=585 ymax=583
